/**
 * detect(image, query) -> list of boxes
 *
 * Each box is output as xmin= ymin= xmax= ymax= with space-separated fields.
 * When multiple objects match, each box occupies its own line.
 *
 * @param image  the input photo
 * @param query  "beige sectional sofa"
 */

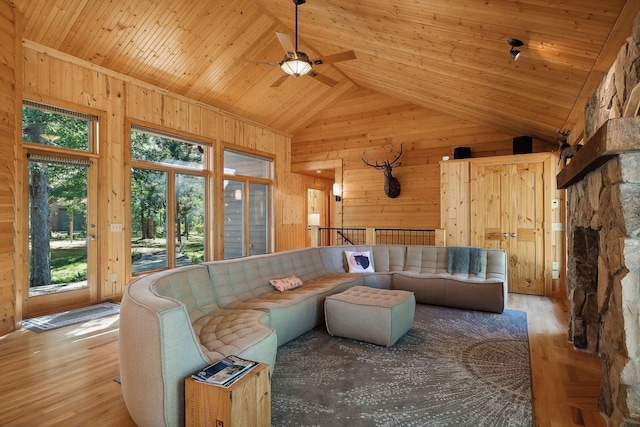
xmin=119 ymin=245 xmax=507 ymax=427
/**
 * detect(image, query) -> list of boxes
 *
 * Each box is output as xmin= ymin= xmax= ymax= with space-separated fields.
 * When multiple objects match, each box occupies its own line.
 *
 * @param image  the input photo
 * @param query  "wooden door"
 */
xmin=509 ymin=163 xmax=545 ymax=295
xmin=472 ymin=164 xmax=510 ymax=251
xmin=472 ymin=161 xmax=545 ymax=295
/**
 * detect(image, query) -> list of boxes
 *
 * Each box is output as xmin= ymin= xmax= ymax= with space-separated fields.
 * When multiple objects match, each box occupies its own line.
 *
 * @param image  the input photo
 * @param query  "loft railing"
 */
xmin=311 ymin=227 xmax=445 ymax=247
xmin=317 ymin=228 xmax=367 ymax=246
xmin=374 ymin=228 xmax=437 ymax=246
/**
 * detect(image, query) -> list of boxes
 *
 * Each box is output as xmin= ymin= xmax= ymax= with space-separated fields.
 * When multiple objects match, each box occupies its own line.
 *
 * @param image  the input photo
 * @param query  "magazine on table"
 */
xmin=191 ymin=355 xmax=258 ymax=387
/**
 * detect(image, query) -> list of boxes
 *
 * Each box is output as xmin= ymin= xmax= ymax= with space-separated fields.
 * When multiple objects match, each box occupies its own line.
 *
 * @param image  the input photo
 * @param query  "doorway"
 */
xmin=23 ymin=156 xmax=98 ymax=317
xmin=307 ymin=188 xmax=326 ymax=246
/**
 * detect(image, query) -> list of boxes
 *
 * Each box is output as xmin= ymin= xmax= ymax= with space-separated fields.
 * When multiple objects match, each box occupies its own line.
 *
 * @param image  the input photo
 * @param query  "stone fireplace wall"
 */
xmin=565 ymin=12 xmax=640 ymax=426
xmin=566 ymin=155 xmax=640 ymax=425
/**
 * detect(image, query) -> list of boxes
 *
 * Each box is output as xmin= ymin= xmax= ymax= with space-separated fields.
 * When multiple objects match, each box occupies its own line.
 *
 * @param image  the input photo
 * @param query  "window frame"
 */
xmin=128 ymin=124 xmax=212 ymax=276
xmin=222 ymin=146 xmax=274 ymax=259
xmin=19 ymin=100 xmax=102 ymax=316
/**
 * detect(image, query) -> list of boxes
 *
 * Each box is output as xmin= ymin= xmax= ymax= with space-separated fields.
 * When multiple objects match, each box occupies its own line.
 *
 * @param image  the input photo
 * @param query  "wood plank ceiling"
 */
xmin=12 ymin=0 xmax=635 ymax=143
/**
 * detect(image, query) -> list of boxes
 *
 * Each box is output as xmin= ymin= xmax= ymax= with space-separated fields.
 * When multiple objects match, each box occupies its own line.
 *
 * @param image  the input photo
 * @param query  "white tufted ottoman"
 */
xmin=324 ymin=286 xmax=416 ymax=347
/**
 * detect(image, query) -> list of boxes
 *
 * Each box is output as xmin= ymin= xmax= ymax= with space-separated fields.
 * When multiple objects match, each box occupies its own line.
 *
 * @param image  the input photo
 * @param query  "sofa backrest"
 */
xmin=205 ymin=247 xmax=327 ymax=307
xmin=371 ymin=245 xmax=407 ymax=272
xmin=485 ymin=249 xmax=507 ymax=283
xmin=318 ymin=245 xmax=407 ymax=273
xmin=404 ymin=246 xmax=448 ymax=274
xmin=149 ymin=264 xmax=220 ymax=322
xmin=404 ymin=246 xmax=494 ymax=280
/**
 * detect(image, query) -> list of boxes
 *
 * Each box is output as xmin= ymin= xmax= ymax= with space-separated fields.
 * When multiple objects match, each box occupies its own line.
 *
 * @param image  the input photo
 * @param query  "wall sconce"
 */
xmin=508 ymin=38 xmax=524 ymax=60
xmin=333 ymin=182 xmax=342 ymax=202
xmin=234 ymin=189 xmax=242 ymax=201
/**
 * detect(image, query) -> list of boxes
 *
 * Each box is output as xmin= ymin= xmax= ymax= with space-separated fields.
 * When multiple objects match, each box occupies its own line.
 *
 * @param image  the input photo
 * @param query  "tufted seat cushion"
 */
xmin=324 ymin=285 xmax=415 ymax=347
xmin=191 ymin=309 xmax=275 ymax=362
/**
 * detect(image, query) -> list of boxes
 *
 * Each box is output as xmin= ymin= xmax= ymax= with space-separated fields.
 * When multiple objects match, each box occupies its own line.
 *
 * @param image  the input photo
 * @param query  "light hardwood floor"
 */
xmin=0 ymin=294 xmax=604 ymax=427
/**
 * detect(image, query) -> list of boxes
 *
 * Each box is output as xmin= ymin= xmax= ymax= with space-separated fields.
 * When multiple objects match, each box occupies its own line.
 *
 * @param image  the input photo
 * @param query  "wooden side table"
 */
xmin=185 ymin=363 xmax=271 ymax=427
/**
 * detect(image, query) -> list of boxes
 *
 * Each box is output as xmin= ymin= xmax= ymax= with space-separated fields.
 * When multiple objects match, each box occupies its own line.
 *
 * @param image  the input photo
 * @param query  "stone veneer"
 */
xmin=566 ymin=155 xmax=640 ymax=425
xmin=565 ymin=12 xmax=640 ymax=427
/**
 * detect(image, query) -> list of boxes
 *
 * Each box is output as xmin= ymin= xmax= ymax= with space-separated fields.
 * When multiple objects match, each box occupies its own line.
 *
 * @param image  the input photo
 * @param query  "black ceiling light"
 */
xmin=508 ymin=38 xmax=524 ymax=60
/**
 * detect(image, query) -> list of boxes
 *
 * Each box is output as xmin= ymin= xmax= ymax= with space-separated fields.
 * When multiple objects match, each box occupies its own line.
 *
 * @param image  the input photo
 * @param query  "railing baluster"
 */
xmin=317 ymin=227 xmax=437 ymax=247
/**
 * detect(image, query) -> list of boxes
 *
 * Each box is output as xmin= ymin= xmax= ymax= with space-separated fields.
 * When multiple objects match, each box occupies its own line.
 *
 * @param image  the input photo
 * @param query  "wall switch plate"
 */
xmin=552 ymin=222 xmax=564 ymax=231
xmin=552 ymin=270 xmax=560 ymax=279
xmin=110 ymin=273 xmax=117 ymax=283
xmin=551 ymin=199 xmax=559 ymax=208
xmin=110 ymin=223 xmax=123 ymax=232
xmin=552 ymin=261 xmax=560 ymax=270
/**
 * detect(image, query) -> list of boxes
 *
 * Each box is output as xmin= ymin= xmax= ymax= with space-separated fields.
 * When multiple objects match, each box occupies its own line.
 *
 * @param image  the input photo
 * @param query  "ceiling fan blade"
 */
xmin=313 ymin=50 xmax=356 ymax=65
xmin=233 ymin=57 xmax=278 ymax=67
xmin=271 ymin=74 xmax=289 ymax=88
xmin=309 ymin=72 xmax=338 ymax=87
xmin=275 ymin=32 xmax=297 ymax=57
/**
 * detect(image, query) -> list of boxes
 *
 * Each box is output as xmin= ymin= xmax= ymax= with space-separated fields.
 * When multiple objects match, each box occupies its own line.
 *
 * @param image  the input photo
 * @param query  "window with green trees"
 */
xmin=130 ymin=127 xmax=207 ymax=274
xmin=22 ymin=103 xmax=96 ymax=295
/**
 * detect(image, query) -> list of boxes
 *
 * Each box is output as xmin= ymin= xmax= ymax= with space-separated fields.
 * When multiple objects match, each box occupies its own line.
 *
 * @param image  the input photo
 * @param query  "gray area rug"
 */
xmin=271 ymin=304 xmax=532 ymax=427
xmin=21 ymin=302 xmax=120 ymax=333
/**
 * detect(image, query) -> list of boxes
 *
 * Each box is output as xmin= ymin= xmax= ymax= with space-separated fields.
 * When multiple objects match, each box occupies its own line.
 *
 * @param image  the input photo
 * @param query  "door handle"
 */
xmin=511 ymin=233 xmax=517 ymax=237
xmin=501 ymin=233 xmax=508 ymax=238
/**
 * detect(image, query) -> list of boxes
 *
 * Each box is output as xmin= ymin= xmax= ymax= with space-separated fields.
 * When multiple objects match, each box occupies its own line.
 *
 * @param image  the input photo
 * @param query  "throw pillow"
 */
xmin=269 ymin=275 xmax=303 ymax=292
xmin=344 ymin=250 xmax=375 ymax=273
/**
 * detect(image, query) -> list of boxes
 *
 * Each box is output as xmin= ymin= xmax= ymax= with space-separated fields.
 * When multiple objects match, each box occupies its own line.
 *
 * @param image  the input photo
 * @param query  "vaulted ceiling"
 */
xmin=12 ymin=0 xmax=640 ymax=143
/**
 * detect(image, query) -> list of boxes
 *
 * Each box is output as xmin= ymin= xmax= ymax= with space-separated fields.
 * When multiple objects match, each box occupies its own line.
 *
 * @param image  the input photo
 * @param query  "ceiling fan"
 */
xmin=235 ymin=0 xmax=356 ymax=87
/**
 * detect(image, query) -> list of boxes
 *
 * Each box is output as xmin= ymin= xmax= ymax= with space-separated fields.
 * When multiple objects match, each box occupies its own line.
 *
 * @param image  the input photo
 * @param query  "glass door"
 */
xmin=23 ymin=156 xmax=98 ymax=317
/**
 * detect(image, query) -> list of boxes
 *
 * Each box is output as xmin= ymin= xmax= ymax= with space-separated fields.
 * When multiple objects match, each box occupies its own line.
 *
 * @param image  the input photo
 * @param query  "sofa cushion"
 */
xmin=269 ymin=275 xmax=303 ymax=292
xmin=371 ymin=245 xmax=407 ymax=272
xmin=192 ymin=309 xmax=275 ymax=362
xmin=344 ymin=250 xmax=375 ymax=272
xmin=404 ymin=246 xmax=447 ymax=274
xmin=150 ymin=265 xmax=220 ymax=323
xmin=205 ymin=248 xmax=326 ymax=307
xmin=403 ymin=246 xmax=488 ymax=279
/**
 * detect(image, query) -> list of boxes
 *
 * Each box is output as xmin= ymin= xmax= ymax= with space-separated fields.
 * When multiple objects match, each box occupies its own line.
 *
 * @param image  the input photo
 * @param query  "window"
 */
xmin=131 ymin=127 xmax=204 ymax=169
xmin=223 ymin=150 xmax=273 ymax=259
xmin=23 ymin=101 xmax=97 ymax=152
xmin=130 ymin=126 xmax=208 ymax=274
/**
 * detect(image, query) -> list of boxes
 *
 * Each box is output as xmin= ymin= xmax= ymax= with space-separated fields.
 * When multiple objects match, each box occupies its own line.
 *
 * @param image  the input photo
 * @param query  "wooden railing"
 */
xmin=310 ymin=227 xmax=445 ymax=247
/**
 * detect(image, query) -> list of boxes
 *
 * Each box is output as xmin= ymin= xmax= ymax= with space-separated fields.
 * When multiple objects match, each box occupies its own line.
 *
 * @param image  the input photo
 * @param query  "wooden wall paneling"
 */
xmin=23 ymin=48 xmax=129 ymax=302
xmin=0 ymin=0 xmax=19 ymax=335
xmin=274 ymin=157 xmax=308 ymax=251
xmin=187 ymin=103 xmax=202 ymax=136
xmin=292 ymin=88 xmax=525 ymax=231
xmin=102 ymin=76 xmax=126 ymax=299
xmin=212 ymin=140 xmax=225 ymax=260
xmin=440 ymin=160 xmax=470 ymax=246
xmin=545 ymin=153 xmax=566 ymax=297
xmin=18 ymin=42 xmax=303 ymax=312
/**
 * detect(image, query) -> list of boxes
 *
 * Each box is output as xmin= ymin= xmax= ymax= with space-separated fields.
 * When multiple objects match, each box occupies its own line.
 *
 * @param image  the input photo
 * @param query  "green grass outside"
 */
xmin=50 ymin=247 xmax=87 ymax=284
xmin=45 ymin=234 xmax=205 ymax=285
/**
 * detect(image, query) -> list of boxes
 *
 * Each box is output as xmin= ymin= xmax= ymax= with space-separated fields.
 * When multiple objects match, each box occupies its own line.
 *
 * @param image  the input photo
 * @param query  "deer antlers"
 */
xmin=555 ymin=128 xmax=571 ymax=142
xmin=361 ymin=143 xmax=403 ymax=170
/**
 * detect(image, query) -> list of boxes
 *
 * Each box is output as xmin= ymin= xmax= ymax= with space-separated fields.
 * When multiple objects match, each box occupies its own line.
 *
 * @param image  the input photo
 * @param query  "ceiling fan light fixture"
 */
xmin=280 ymin=51 xmax=312 ymax=77
xmin=508 ymin=38 xmax=524 ymax=60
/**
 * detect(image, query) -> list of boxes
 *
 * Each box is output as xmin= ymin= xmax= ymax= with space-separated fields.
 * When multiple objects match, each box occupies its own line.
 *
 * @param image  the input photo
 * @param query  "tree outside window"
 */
xmin=130 ymin=128 xmax=206 ymax=274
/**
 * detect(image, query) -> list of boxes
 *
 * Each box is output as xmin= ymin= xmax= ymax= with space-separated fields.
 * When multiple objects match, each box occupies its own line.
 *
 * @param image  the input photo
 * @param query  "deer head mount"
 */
xmin=556 ymin=128 xmax=582 ymax=166
xmin=361 ymin=143 xmax=403 ymax=198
